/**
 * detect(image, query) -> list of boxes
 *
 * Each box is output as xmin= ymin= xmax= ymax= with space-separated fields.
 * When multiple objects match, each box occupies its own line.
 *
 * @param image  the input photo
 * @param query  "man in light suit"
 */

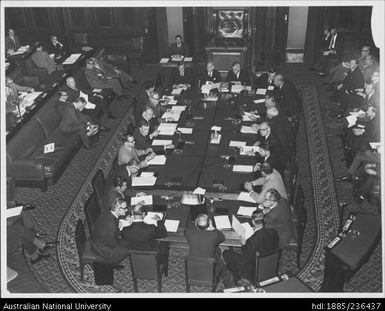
xmin=5 ymin=29 xmax=21 ymax=55
xmin=31 ymin=42 xmax=56 ymax=75
xmin=244 ymin=162 xmax=287 ymax=204
xmin=226 ymin=62 xmax=250 ymax=85
xmin=118 ymin=134 xmax=155 ymax=169
xmin=262 ymin=188 xmax=294 ymax=248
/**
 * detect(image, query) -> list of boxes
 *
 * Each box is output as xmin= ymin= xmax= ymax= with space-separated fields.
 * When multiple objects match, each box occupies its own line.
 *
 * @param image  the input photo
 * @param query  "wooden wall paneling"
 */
xmin=143 ymin=8 xmax=159 ymax=63
xmin=195 ymin=7 xmax=207 ymax=62
xmin=155 ymin=7 xmax=169 ymax=59
xmin=263 ymin=7 xmax=277 ymax=66
xmin=274 ymin=7 xmax=289 ymax=65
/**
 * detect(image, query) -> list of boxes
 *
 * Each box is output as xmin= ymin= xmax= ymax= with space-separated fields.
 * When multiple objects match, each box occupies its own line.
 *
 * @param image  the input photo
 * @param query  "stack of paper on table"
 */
xmin=162 ymin=110 xmax=181 ymax=121
xmin=160 ymin=58 xmax=169 ymax=63
xmin=62 ymin=53 xmax=82 ymax=65
xmin=241 ymin=126 xmax=258 ymax=134
xmin=140 ymin=172 xmax=154 ymax=177
xmin=201 ymin=82 xmax=220 ymax=94
xmin=268 ymin=85 xmax=275 ymax=91
xmin=7 ymin=206 xmax=24 ymax=218
xmin=93 ymin=89 xmax=102 ymax=93
xmin=145 ymin=212 xmax=164 ymax=221
xmin=229 ymin=141 xmax=246 ymax=147
xmin=157 ymin=123 xmax=178 ymax=135
xmin=237 ymin=206 xmax=257 ymax=217
xmin=214 ymin=215 xmax=232 ymax=230
xmin=193 ymin=187 xmax=206 ymax=195
xmin=346 ymin=115 xmax=357 ymax=128
xmin=232 ymin=215 xmax=255 ymax=240
xmin=171 ymin=105 xmax=186 ymax=112
xmin=237 ymin=192 xmax=257 ymax=203
xmin=233 ymin=165 xmax=254 ymax=173
xmin=131 ymin=195 xmax=153 ymax=205
xmin=253 ymin=98 xmax=266 ymax=104
xmin=132 ymin=176 xmax=157 ymax=187
xmin=240 ymin=146 xmax=260 ymax=155
xmin=19 ymin=92 xmax=43 ymax=107
xmin=184 ymin=57 xmax=193 ymax=62
xmin=152 ymin=139 xmax=173 ymax=146
xmin=171 ymin=88 xmax=184 ymax=95
xmin=165 ymin=219 xmax=180 ymax=232
xmin=171 ymin=55 xmax=184 ymax=62
xmin=81 ymin=46 xmax=94 ymax=52
xmin=178 ymin=127 xmax=193 ymax=134
xmin=256 ymin=88 xmax=267 ymax=95
xmin=231 ymin=85 xmax=245 ymax=94
xmin=147 ymin=155 xmax=167 ymax=165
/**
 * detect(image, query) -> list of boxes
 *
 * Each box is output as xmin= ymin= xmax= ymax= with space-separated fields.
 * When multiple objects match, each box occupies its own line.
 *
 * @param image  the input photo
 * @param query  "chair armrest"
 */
xmin=13 ymin=158 xmax=45 ymax=181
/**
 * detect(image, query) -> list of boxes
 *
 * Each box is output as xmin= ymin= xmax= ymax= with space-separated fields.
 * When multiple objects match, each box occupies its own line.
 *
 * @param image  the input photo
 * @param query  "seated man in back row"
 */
xmin=169 ymin=34 xmax=189 ymax=57
xmin=169 ymin=61 xmax=195 ymax=88
xmin=226 ymin=62 xmax=250 ymax=85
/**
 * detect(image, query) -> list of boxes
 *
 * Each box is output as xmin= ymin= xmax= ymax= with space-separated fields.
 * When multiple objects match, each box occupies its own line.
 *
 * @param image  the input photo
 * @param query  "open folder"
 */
xmin=131 ymin=195 xmax=153 ymax=206
xmin=147 ymin=155 xmax=167 ymax=166
xmin=214 ymin=215 xmax=232 ymax=230
xmin=132 ymin=176 xmax=157 ymax=187
xmin=232 ymin=215 xmax=255 ymax=240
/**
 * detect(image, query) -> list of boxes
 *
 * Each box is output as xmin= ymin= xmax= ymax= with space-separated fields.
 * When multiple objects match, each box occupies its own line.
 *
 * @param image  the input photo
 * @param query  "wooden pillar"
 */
xmin=155 ymin=8 xmax=169 ymax=59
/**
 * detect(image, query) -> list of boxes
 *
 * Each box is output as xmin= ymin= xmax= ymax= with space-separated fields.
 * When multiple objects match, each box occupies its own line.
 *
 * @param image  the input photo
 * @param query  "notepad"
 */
xmin=267 ymin=85 xmax=275 ymax=91
xmin=214 ymin=215 xmax=232 ymax=230
xmin=131 ymin=195 xmax=153 ymax=206
xmin=145 ymin=212 xmax=164 ymax=223
xmin=233 ymin=165 xmax=254 ymax=173
xmin=193 ymin=187 xmax=206 ymax=195
xmin=85 ymin=102 xmax=96 ymax=109
xmin=162 ymin=110 xmax=181 ymax=122
xmin=240 ymin=146 xmax=260 ymax=155
xmin=346 ymin=115 xmax=357 ymax=128
xmin=147 ymin=155 xmax=167 ymax=165
xmin=6 ymin=206 xmax=23 ymax=219
xmin=232 ymin=215 xmax=255 ymax=240
xmin=44 ymin=143 xmax=55 ymax=154
xmin=211 ymin=126 xmax=222 ymax=131
xmin=171 ymin=88 xmax=183 ymax=95
xmin=62 ymin=53 xmax=82 ymax=65
xmin=132 ymin=176 xmax=157 ymax=187
xmin=158 ymin=123 xmax=178 ymax=135
xmin=165 ymin=219 xmax=180 ymax=232
xmin=210 ymin=134 xmax=221 ymax=144
xmin=152 ymin=139 xmax=173 ymax=146
xmin=229 ymin=141 xmax=246 ymax=147
xmin=93 ymin=89 xmax=102 ymax=93
xmin=171 ymin=105 xmax=186 ymax=111
xmin=160 ymin=58 xmax=169 ymax=63
xmin=369 ymin=142 xmax=381 ymax=150
xmin=256 ymin=88 xmax=267 ymax=95
xmin=241 ymin=126 xmax=258 ymax=134
xmin=237 ymin=192 xmax=257 ymax=203
xmin=237 ymin=206 xmax=258 ymax=217
xmin=140 ymin=172 xmax=155 ymax=177
xmin=184 ymin=57 xmax=193 ymax=62
xmin=253 ymin=98 xmax=266 ymax=104
xmin=178 ymin=127 xmax=193 ymax=134
xmin=231 ymin=85 xmax=245 ymax=94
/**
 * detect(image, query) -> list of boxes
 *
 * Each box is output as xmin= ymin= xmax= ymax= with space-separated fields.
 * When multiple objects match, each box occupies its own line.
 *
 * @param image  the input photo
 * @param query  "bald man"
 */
xmin=200 ymin=61 xmax=222 ymax=84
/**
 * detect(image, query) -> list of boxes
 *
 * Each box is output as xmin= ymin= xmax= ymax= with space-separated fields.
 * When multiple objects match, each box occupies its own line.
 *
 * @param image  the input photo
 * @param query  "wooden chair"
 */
xmin=128 ymin=249 xmax=169 ymax=292
xmin=91 ymin=169 xmax=105 ymax=210
xmin=75 ymin=219 xmax=112 ymax=281
xmin=254 ymin=248 xmax=281 ymax=286
xmin=83 ymin=193 xmax=101 ymax=238
xmin=185 ymin=256 xmax=219 ymax=292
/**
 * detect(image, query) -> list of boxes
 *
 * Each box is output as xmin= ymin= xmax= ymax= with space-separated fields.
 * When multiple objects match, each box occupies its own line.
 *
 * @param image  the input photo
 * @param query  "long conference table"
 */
xmin=129 ymin=84 xmax=275 ymax=249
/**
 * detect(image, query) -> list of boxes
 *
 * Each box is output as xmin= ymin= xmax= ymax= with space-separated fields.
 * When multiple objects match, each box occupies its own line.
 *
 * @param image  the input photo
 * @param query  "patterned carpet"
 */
xmin=12 ymin=65 xmax=382 ymax=293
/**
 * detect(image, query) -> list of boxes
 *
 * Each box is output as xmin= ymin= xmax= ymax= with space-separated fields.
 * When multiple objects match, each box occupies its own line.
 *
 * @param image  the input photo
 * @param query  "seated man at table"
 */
xmin=62 ymin=76 xmax=116 ymax=120
xmin=273 ymin=74 xmax=301 ymax=121
xmin=244 ymin=163 xmax=288 ymax=204
xmin=169 ymin=61 xmax=195 ymax=87
xmin=184 ymin=214 xmax=225 ymax=271
xmin=91 ymin=198 xmax=133 ymax=266
xmin=122 ymin=204 xmax=168 ymax=263
xmin=200 ymin=61 xmax=222 ymax=84
xmin=265 ymin=107 xmax=291 ymax=155
xmin=136 ymin=80 xmax=155 ymax=115
xmin=114 ymin=159 xmax=141 ymax=184
xmin=226 ymin=62 xmax=250 ymax=85
xmin=138 ymin=106 xmax=160 ymax=134
xmin=253 ymin=145 xmax=285 ymax=178
xmin=31 ymin=42 xmax=57 ymax=75
xmin=262 ymin=188 xmax=294 ymax=248
xmin=46 ymin=35 xmax=67 ymax=62
xmin=169 ymin=34 xmax=189 ymax=57
xmin=118 ymin=134 xmax=155 ymax=169
xmin=222 ymin=210 xmax=279 ymax=282
xmin=102 ymin=176 xmax=133 ymax=212
xmin=84 ymin=58 xmax=124 ymax=98
xmin=59 ymin=97 xmax=99 ymax=149
xmin=255 ymin=67 xmax=277 ymax=89
xmin=5 ymin=29 xmax=21 ymax=56
xmin=133 ymin=120 xmax=174 ymax=152
xmin=149 ymin=92 xmax=166 ymax=118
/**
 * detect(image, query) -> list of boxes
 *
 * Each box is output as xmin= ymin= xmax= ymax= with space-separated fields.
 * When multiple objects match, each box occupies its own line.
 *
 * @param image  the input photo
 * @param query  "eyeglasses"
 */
xmin=119 ymin=207 xmax=128 ymax=211
xmin=260 ymin=128 xmax=268 ymax=131
xmin=362 ymin=50 xmax=369 ymax=52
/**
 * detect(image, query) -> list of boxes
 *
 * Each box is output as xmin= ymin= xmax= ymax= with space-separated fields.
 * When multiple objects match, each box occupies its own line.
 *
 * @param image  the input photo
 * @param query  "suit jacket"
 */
xmin=264 ymin=198 xmax=294 ymax=248
xmin=121 ymin=220 xmax=167 ymax=251
xmin=136 ymin=88 xmax=151 ymax=115
xmin=133 ymin=127 xmax=152 ymax=150
xmin=200 ymin=69 xmax=222 ymax=84
xmin=277 ymin=80 xmax=301 ymax=117
xmin=240 ymin=227 xmax=280 ymax=279
xmin=226 ymin=69 xmax=250 ymax=85
xmin=55 ymin=99 xmax=70 ymax=116
xmin=250 ymin=169 xmax=288 ymax=204
xmin=5 ymin=35 xmax=21 ymax=53
xmin=139 ymin=114 xmax=159 ymax=134
xmin=255 ymin=73 xmax=275 ymax=89
xmin=45 ymin=41 xmax=66 ymax=60
xmin=102 ymin=186 xmax=126 ymax=211
xmin=169 ymin=67 xmax=195 ymax=86
xmin=341 ymin=66 xmax=365 ymax=91
xmin=91 ymin=211 xmax=123 ymax=260
xmin=255 ymin=150 xmax=285 ymax=178
xmin=257 ymin=131 xmax=287 ymax=163
xmin=169 ymin=42 xmax=189 ymax=56
xmin=184 ymin=227 xmax=225 ymax=258
xmin=31 ymin=50 xmax=56 ymax=75
xmin=118 ymin=144 xmax=148 ymax=168
xmin=59 ymin=103 xmax=90 ymax=132
xmin=327 ymin=33 xmax=344 ymax=62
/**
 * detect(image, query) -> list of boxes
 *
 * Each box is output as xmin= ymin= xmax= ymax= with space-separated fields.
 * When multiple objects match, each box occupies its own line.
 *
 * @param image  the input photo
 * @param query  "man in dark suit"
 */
xmin=46 ymin=35 xmax=67 ymax=62
xmin=169 ymin=62 xmax=195 ymax=87
xmin=253 ymin=145 xmax=285 ymax=178
xmin=226 ymin=62 xmax=250 ymax=85
xmin=263 ymin=188 xmax=294 ymax=248
xmin=59 ymin=97 xmax=97 ymax=148
xmin=169 ymin=34 xmax=189 ymax=57
xmin=133 ymin=120 xmax=174 ymax=153
xmin=138 ymin=106 xmax=160 ymax=134
xmin=255 ymin=67 xmax=277 ymax=90
xmin=223 ymin=211 xmax=279 ymax=282
xmin=136 ymin=81 xmax=155 ymax=120
xmin=102 ymin=176 xmax=129 ymax=212
xmin=200 ymin=61 xmax=222 ymax=84
xmin=184 ymin=214 xmax=225 ymax=270
xmin=312 ymin=26 xmax=344 ymax=76
xmin=55 ymin=90 xmax=71 ymax=116
xmin=274 ymin=74 xmax=301 ymax=121
xmin=266 ymin=106 xmax=291 ymax=157
xmin=121 ymin=204 xmax=168 ymax=263
xmin=351 ymin=106 xmax=380 ymax=149
xmin=113 ymin=159 xmax=140 ymax=185
xmin=5 ymin=29 xmax=21 ymax=55
xmin=91 ymin=198 xmax=133 ymax=264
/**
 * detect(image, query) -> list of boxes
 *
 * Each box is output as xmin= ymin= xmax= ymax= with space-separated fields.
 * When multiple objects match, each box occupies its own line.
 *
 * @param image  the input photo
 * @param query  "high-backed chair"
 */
xmin=75 ymin=219 xmax=112 ymax=281
xmin=91 ymin=169 xmax=105 ymax=210
xmin=128 ymin=249 xmax=169 ymax=292
xmin=254 ymin=248 xmax=281 ymax=286
xmin=185 ymin=257 xmax=219 ymax=292
xmin=83 ymin=193 xmax=101 ymax=238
